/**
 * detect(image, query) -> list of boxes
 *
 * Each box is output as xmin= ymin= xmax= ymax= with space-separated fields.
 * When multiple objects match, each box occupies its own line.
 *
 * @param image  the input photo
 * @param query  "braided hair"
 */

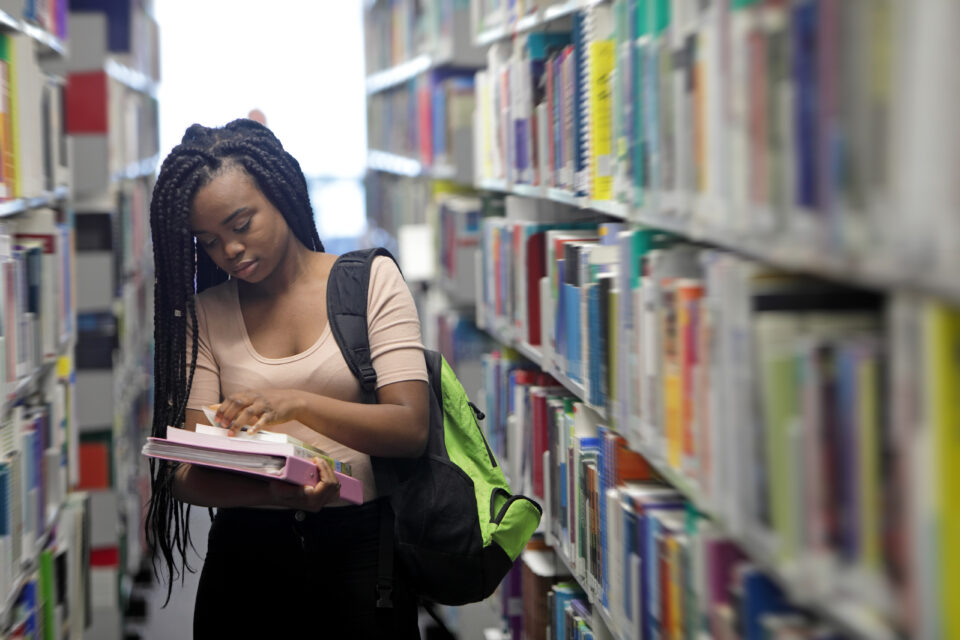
xmin=145 ymin=119 xmax=324 ymax=602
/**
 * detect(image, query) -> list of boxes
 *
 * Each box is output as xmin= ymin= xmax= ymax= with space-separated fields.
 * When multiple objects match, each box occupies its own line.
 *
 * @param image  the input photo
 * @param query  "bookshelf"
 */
xmin=495 ymin=291 xmax=895 ymax=640
xmin=478 ymin=179 xmax=960 ymax=305
xmin=43 ymin=2 xmax=160 ymax=638
xmin=364 ymin=0 xmax=485 ymax=241
xmin=0 ymin=8 xmax=67 ymax=56
xmin=463 ymin=1 xmax=959 ymax=638
xmin=0 ymin=0 xmax=88 ymax=636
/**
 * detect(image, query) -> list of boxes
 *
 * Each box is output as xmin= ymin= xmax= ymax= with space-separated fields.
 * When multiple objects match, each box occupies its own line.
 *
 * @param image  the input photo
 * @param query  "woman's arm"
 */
xmin=170 ymin=408 xmax=341 ymax=510
xmin=214 ymin=379 xmax=430 ymax=458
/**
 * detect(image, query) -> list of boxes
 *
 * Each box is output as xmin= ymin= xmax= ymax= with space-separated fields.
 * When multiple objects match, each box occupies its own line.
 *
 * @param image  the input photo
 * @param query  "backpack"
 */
xmin=326 ymin=248 xmax=542 ymax=606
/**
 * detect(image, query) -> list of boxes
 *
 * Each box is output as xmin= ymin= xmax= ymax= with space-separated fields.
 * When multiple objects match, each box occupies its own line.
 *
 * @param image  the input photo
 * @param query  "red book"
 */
xmin=65 ymin=71 xmax=108 ymax=134
xmin=78 ymin=441 xmax=110 ymax=489
xmin=91 ymin=547 xmax=119 ymax=567
xmin=747 ymin=28 xmax=767 ymax=205
xmin=418 ymin=76 xmax=433 ymax=166
xmin=531 ymin=387 xmax=556 ymax=499
xmin=525 ymin=231 xmax=546 ymax=345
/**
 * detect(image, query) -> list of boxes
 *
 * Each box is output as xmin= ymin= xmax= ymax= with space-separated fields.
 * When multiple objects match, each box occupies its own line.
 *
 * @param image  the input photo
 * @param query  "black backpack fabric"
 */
xmin=326 ymin=248 xmax=542 ymax=606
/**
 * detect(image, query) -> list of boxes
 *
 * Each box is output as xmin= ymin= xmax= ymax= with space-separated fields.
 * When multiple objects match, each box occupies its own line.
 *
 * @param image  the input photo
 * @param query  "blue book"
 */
xmin=587 ymin=283 xmax=600 ymax=404
xmin=0 ymin=462 xmax=9 ymax=537
xmin=564 ymin=282 xmax=581 ymax=382
xmin=553 ymin=582 xmax=586 ymax=640
xmin=17 ymin=579 xmax=38 ymax=637
xmin=621 ymin=498 xmax=639 ymax=625
xmin=837 ymin=343 xmax=860 ymax=563
xmin=793 ymin=0 xmax=820 ymax=209
xmin=570 ymin=597 xmax=591 ymax=621
xmin=69 ymin=0 xmax=132 ymax=52
xmin=639 ymin=504 xmax=685 ymax=640
xmin=740 ymin=566 xmax=793 ymax=640
xmin=572 ymin=11 xmax=588 ymax=196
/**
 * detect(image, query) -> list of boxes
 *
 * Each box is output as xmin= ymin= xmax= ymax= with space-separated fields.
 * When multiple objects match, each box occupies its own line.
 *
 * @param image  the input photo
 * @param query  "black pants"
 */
xmin=194 ymin=500 xmax=420 ymax=639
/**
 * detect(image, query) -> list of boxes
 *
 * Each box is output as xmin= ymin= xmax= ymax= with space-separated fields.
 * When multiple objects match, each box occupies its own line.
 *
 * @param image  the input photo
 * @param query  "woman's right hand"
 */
xmin=267 ymin=457 xmax=341 ymax=511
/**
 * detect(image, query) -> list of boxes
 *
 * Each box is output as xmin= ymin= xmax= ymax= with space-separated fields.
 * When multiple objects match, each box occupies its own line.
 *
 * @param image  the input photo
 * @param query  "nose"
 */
xmin=224 ymin=239 xmax=244 ymax=261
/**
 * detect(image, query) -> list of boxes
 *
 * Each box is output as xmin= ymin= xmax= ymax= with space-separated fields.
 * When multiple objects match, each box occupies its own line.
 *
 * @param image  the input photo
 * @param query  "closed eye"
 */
xmin=198 ymin=236 xmax=217 ymax=248
xmin=234 ymin=218 xmax=251 ymax=233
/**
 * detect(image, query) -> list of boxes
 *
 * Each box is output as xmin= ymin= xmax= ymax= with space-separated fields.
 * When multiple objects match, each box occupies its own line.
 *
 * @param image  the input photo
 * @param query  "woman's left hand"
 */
xmin=213 ymin=389 xmax=303 ymax=436
xmin=268 ymin=457 xmax=341 ymax=511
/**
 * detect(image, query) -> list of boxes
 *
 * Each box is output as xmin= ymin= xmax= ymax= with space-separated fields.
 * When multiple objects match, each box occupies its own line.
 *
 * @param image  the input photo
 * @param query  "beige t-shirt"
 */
xmin=185 ymin=256 xmax=427 ymax=505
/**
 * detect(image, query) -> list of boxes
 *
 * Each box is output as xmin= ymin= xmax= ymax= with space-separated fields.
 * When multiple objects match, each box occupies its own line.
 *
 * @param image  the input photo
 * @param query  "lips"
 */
xmin=233 ymin=260 xmax=258 ymax=278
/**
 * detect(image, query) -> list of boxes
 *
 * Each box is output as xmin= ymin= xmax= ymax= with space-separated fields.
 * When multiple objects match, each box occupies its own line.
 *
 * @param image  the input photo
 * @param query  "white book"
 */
xmin=14 ymin=35 xmax=45 ymax=198
xmin=605 ymin=487 xmax=622 ymax=625
xmin=540 ymin=277 xmax=552 ymax=360
xmin=536 ymin=102 xmax=549 ymax=186
xmin=16 ymin=209 xmax=65 ymax=359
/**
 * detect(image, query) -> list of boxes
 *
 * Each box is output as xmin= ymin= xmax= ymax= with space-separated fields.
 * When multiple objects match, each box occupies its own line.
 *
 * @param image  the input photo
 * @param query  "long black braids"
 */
xmin=145 ymin=119 xmax=324 ymax=603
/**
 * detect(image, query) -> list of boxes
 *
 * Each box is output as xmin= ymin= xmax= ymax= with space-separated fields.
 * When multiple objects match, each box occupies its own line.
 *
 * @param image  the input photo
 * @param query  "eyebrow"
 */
xmin=191 ymin=207 xmax=252 ymax=235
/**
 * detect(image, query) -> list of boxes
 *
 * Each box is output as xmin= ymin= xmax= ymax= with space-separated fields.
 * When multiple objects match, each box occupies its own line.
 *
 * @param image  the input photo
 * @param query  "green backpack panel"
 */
xmin=327 ymin=248 xmax=542 ymax=606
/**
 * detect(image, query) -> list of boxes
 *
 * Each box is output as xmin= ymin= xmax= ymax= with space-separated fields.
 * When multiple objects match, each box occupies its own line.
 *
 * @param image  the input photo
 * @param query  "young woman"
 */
xmin=145 ymin=119 xmax=428 ymax=637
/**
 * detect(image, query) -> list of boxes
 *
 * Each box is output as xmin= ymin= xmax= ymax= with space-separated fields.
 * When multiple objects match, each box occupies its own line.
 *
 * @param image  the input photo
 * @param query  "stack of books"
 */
xmin=142 ymin=424 xmax=363 ymax=505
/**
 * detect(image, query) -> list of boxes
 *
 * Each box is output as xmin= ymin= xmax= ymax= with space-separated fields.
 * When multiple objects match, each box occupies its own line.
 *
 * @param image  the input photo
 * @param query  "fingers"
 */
xmin=214 ymin=395 xmax=245 ymax=431
xmin=216 ymin=393 xmax=263 ymax=435
xmin=230 ymin=404 xmax=264 ymax=436
xmin=316 ymin=457 xmax=335 ymax=483
xmin=248 ymin=414 xmax=271 ymax=436
xmin=301 ymin=458 xmax=340 ymax=509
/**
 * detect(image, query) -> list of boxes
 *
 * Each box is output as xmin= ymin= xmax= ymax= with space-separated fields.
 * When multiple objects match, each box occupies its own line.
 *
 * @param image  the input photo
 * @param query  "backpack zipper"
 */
xmin=469 ymin=402 xmax=497 ymax=467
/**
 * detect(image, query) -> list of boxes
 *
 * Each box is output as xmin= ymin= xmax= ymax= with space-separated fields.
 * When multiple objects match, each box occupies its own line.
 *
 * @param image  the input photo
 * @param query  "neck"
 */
xmin=239 ymin=236 xmax=318 ymax=298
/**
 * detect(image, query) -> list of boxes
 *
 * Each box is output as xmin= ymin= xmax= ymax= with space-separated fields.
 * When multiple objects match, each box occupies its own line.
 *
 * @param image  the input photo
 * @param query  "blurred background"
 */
xmin=1 ymin=0 xmax=959 ymax=639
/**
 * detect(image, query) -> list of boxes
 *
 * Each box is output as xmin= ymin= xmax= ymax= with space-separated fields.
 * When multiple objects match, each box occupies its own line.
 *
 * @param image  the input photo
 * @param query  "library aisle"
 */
xmin=4 ymin=0 xmax=959 ymax=638
xmin=364 ymin=1 xmax=960 ymax=639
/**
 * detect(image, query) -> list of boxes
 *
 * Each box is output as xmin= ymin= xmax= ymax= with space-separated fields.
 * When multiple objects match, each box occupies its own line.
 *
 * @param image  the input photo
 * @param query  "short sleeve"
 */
xmin=186 ymin=295 xmax=221 ymax=409
xmin=367 ymin=256 xmax=428 ymax=388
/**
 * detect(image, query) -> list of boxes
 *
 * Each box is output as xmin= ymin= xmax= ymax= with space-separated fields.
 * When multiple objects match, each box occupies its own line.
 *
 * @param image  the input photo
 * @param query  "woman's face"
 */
xmin=189 ymin=166 xmax=292 ymax=284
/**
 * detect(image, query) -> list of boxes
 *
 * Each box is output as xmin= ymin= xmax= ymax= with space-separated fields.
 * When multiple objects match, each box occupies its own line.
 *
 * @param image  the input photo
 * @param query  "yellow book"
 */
xmin=928 ymin=304 xmax=960 ymax=639
xmin=667 ymin=535 xmax=683 ymax=640
xmin=588 ymin=39 xmax=615 ymax=201
xmin=662 ymin=283 xmax=682 ymax=468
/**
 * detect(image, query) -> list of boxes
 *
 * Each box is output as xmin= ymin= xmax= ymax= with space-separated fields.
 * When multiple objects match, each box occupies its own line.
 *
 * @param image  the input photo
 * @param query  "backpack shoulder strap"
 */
xmin=327 ymin=248 xmax=403 ymax=609
xmin=326 ymin=247 xmax=399 ymax=395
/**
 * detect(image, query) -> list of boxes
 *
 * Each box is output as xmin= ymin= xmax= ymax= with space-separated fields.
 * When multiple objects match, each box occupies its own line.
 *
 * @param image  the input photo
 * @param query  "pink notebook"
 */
xmin=142 ymin=437 xmax=364 ymax=504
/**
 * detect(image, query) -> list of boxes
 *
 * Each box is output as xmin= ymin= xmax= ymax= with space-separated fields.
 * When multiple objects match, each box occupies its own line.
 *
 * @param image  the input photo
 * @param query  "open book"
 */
xmin=141 ymin=426 xmax=363 ymax=504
